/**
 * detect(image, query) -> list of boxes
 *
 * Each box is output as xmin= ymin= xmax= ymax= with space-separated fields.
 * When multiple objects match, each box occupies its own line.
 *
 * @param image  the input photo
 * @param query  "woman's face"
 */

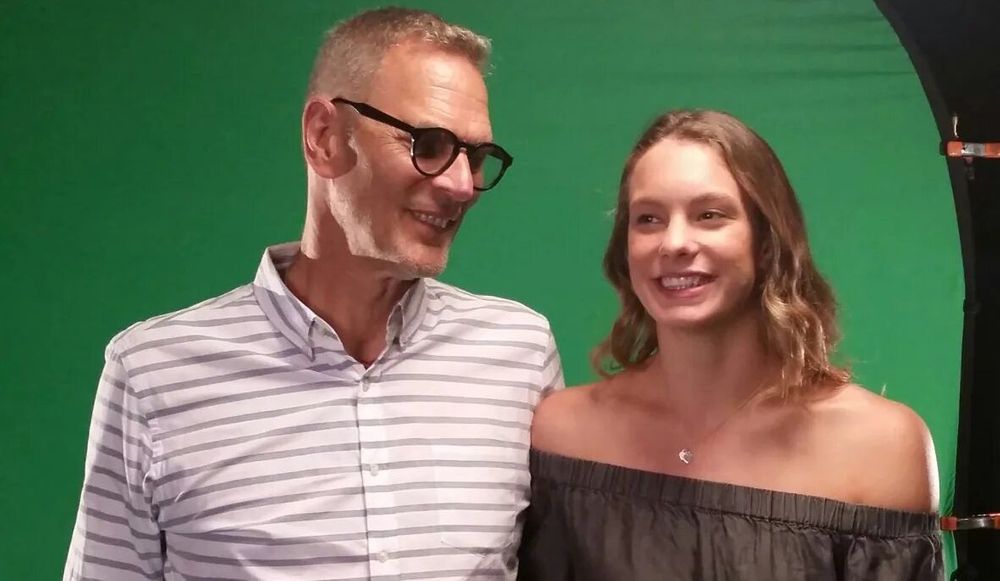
xmin=626 ymin=137 xmax=757 ymax=331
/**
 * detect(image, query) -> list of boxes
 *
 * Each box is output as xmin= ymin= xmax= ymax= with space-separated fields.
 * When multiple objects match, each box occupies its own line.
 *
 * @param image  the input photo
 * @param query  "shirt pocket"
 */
xmin=431 ymin=435 xmax=530 ymax=556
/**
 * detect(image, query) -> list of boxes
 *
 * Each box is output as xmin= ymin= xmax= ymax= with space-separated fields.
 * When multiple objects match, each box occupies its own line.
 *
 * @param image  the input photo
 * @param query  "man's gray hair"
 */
xmin=306 ymin=7 xmax=491 ymax=100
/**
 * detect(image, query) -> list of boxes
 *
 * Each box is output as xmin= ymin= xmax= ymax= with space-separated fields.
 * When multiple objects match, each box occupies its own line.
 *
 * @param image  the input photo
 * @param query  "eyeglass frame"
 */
xmin=330 ymin=97 xmax=513 ymax=191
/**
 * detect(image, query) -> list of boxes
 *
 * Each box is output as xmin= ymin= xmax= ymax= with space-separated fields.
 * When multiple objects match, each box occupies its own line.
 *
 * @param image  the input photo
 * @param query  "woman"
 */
xmin=518 ymin=110 xmax=942 ymax=580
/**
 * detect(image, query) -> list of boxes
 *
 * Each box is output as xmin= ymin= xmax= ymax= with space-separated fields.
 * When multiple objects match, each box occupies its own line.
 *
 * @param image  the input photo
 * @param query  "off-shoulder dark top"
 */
xmin=518 ymin=450 xmax=943 ymax=581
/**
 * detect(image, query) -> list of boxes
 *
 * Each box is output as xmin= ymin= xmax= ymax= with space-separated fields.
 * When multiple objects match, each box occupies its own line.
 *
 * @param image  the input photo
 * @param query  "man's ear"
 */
xmin=302 ymin=98 xmax=354 ymax=179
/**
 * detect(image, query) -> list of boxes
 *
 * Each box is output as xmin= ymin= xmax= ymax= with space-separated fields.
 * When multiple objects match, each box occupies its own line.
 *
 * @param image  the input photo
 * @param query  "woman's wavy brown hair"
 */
xmin=592 ymin=109 xmax=850 ymax=399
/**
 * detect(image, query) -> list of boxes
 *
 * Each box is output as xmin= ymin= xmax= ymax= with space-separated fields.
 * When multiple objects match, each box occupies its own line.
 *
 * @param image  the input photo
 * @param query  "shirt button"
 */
xmin=376 ymin=550 xmax=389 ymax=563
xmin=368 ymin=463 xmax=380 ymax=476
xmin=360 ymin=378 xmax=370 ymax=392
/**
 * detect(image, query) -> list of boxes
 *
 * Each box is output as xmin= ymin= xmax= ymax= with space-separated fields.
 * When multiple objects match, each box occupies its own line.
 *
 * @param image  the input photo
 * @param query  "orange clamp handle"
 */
xmin=941 ymin=513 xmax=1000 ymax=531
xmin=944 ymin=141 xmax=1000 ymax=159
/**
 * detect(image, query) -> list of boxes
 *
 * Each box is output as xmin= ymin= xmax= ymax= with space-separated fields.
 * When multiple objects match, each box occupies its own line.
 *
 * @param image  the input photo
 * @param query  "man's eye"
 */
xmin=467 ymin=149 xmax=487 ymax=171
xmin=413 ymin=129 xmax=453 ymax=159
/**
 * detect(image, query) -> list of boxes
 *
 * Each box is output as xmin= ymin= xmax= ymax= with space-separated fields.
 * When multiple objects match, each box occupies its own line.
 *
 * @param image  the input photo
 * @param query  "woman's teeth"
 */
xmin=660 ymin=275 xmax=708 ymax=290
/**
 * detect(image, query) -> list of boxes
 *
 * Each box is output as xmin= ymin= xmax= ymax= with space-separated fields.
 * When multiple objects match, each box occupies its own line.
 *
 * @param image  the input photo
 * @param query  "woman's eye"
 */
xmin=634 ymin=214 xmax=658 ymax=224
xmin=699 ymin=210 xmax=725 ymax=221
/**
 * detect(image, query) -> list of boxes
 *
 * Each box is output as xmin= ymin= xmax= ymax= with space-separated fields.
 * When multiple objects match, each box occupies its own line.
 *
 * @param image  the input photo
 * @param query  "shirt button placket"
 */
xmin=357 ymin=372 xmax=397 ymax=576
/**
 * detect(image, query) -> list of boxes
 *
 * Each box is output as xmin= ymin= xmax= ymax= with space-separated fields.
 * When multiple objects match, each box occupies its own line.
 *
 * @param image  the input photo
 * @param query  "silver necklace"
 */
xmin=677 ymin=388 xmax=761 ymax=464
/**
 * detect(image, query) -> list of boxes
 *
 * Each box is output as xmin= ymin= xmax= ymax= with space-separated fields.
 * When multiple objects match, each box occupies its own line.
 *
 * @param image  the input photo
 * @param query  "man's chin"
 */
xmin=383 ymin=250 xmax=449 ymax=280
xmin=351 ymin=241 xmax=448 ymax=279
xmin=400 ymin=257 xmax=447 ymax=279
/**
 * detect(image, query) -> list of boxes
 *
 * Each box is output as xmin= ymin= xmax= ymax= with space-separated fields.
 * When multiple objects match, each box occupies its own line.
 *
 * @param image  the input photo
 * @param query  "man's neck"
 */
xmin=284 ymin=237 xmax=415 ymax=367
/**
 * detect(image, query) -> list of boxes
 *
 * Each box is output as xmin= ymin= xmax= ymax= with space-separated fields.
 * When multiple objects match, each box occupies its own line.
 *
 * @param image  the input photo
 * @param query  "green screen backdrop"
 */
xmin=0 ymin=1 xmax=962 ymax=578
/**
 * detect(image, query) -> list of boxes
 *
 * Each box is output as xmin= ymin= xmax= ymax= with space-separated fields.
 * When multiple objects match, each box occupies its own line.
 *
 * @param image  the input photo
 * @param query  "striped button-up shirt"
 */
xmin=65 ymin=243 xmax=564 ymax=581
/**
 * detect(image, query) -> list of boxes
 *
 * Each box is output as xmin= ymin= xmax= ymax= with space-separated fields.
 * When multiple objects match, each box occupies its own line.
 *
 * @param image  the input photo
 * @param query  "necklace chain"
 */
xmin=677 ymin=388 xmax=762 ymax=464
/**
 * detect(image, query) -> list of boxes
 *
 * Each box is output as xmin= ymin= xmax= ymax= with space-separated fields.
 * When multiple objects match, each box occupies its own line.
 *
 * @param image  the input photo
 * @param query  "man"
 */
xmin=64 ymin=7 xmax=563 ymax=580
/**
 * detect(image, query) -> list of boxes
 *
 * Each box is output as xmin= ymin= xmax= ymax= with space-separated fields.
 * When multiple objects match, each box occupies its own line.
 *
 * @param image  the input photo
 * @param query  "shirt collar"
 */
xmin=252 ymin=242 xmax=430 ymax=357
xmin=398 ymin=277 xmax=428 ymax=348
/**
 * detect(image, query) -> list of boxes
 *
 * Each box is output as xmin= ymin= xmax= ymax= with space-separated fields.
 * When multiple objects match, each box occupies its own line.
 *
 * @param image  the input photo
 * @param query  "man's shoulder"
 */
xmin=107 ymin=284 xmax=260 ymax=358
xmin=423 ymin=279 xmax=549 ymax=325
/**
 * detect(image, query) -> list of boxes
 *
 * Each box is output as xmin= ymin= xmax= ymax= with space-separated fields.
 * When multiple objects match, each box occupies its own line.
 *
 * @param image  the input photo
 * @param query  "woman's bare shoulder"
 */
xmin=811 ymin=384 xmax=939 ymax=513
xmin=531 ymin=380 xmax=613 ymax=457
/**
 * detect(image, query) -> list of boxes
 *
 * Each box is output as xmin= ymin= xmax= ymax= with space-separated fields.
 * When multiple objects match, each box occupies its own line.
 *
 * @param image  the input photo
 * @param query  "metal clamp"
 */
xmin=943 ymin=141 xmax=1000 ymax=159
xmin=941 ymin=115 xmax=1000 ymax=159
xmin=941 ymin=514 xmax=1000 ymax=531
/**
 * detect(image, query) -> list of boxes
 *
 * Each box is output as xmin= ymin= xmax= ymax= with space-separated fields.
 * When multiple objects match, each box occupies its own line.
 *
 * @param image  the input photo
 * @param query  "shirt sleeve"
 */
xmin=64 ymin=339 xmax=164 ymax=580
xmin=540 ymin=323 xmax=564 ymax=396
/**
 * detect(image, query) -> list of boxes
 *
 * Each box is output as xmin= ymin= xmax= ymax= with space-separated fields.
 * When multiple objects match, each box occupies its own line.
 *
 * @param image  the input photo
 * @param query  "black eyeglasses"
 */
xmin=331 ymin=97 xmax=513 ymax=191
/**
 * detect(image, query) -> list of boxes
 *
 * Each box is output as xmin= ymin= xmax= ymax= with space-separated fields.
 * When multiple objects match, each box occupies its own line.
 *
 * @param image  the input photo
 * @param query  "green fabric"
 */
xmin=0 ymin=1 xmax=960 ymax=578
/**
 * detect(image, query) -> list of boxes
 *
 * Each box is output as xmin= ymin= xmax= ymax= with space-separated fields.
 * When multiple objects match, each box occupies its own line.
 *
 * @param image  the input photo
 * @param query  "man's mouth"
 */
xmin=411 ymin=210 xmax=455 ymax=230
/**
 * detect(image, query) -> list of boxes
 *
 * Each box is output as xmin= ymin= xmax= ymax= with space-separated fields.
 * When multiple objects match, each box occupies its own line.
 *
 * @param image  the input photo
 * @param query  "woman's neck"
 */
xmin=640 ymin=309 xmax=775 ymax=419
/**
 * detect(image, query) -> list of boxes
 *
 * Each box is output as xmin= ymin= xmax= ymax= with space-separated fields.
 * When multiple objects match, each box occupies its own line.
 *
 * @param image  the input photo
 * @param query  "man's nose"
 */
xmin=431 ymin=151 xmax=477 ymax=203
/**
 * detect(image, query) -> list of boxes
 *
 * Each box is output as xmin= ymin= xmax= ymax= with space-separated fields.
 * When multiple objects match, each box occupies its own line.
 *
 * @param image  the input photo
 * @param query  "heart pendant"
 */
xmin=678 ymin=449 xmax=694 ymax=464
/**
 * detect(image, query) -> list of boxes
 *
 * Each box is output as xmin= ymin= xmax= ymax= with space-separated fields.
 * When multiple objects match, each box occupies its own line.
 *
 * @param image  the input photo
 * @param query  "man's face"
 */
xmin=328 ymin=42 xmax=492 ymax=279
